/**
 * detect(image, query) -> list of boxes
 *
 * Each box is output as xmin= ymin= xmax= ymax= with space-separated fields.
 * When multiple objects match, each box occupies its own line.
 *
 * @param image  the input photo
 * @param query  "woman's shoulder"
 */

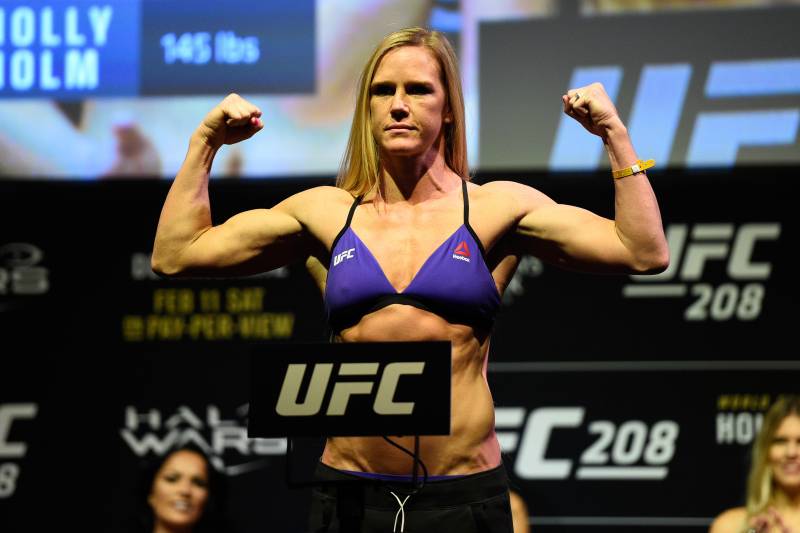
xmin=469 ymin=179 xmax=550 ymax=202
xmin=277 ymin=185 xmax=355 ymax=211
xmin=295 ymin=185 xmax=355 ymax=201
xmin=467 ymin=180 xmax=555 ymax=221
xmin=709 ymin=506 xmax=747 ymax=533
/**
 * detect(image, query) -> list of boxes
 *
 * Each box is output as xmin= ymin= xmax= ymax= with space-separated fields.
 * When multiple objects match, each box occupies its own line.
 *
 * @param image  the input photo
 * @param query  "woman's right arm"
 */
xmin=151 ymin=93 xmax=312 ymax=277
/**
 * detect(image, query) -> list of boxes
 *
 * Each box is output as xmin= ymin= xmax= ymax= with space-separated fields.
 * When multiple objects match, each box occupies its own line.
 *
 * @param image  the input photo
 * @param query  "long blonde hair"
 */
xmin=336 ymin=27 xmax=468 ymax=197
xmin=746 ymin=395 xmax=800 ymax=518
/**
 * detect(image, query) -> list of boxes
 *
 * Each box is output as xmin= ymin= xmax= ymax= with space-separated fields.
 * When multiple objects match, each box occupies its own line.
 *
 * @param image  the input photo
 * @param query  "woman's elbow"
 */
xmin=151 ymin=249 xmax=185 ymax=278
xmin=632 ymin=246 xmax=670 ymax=275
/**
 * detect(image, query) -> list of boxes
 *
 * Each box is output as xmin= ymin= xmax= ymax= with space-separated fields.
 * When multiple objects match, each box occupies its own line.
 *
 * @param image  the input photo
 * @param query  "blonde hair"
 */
xmin=336 ymin=27 xmax=468 ymax=197
xmin=746 ymin=395 xmax=800 ymax=518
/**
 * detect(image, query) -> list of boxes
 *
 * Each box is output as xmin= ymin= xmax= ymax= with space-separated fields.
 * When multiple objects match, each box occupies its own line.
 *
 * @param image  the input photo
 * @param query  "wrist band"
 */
xmin=612 ymin=159 xmax=655 ymax=179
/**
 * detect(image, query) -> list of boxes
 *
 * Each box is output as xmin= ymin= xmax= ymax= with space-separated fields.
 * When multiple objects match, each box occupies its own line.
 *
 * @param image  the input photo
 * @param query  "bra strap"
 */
xmin=462 ymin=180 xmax=487 ymax=258
xmin=331 ymin=194 xmax=362 ymax=251
xmin=461 ymin=180 xmax=469 ymax=224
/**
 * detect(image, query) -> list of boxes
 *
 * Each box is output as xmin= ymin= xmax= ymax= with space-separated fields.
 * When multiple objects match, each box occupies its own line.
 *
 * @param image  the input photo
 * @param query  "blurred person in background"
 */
xmin=126 ymin=444 xmax=228 ymax=533
xmin=509 ymin=490 xmax=531 ymax=533
xmin=711 ymin=395 xmax=800 ymax=533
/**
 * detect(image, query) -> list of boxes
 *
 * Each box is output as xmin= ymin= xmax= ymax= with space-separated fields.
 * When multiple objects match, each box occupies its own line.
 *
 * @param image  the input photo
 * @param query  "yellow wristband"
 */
xmin=612 ymin=159 xmax=655 ymax=179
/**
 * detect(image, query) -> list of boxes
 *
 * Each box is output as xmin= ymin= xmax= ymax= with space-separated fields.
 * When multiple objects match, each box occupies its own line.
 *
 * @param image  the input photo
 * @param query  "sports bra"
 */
xmin=325 ymin=181 xmax=501 ymax=333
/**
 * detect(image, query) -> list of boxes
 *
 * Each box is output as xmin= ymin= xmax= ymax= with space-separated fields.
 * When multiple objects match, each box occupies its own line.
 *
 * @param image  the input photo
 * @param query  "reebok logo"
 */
xmin=453 ymin=241 xmax=471 ymax=262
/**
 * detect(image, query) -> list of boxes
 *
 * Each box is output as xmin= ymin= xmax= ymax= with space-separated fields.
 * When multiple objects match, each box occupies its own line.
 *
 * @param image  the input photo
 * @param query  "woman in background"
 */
xmin=710 ymin=395 xmax=800 ymax=533
xmin=128 ymin=445 xmax=228 ymax=533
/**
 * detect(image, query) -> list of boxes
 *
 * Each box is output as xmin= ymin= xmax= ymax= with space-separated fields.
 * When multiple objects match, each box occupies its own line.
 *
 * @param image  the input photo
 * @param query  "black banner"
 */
xmin=0 ymin=167 xmax=797 ymax=531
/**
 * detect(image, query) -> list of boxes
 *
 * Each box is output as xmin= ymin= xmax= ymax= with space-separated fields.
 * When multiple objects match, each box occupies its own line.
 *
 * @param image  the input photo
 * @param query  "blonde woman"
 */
xmin=153 ymin=27 xmax=668 ymax=532
xmin=711 ymin=396 xmax=800 ymax=533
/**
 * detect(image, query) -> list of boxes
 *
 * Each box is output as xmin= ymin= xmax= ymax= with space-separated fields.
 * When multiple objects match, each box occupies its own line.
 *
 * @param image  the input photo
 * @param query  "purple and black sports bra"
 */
xmin=325 ymin=181 xmax=501 ymax=333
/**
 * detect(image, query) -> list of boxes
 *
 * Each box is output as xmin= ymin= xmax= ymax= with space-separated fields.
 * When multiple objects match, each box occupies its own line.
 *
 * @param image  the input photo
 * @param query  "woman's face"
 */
xmin=148 ymin=450 xmax=210 ymax=530
xmin=369 ymin=45 xmax=450 ymax=161
xmin=769 ymin=414 xmax=800 ymax=491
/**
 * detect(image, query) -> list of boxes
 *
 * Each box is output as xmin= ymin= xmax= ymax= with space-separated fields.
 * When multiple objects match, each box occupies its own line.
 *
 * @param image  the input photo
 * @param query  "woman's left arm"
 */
xmin=502 ymin=82 xmax=669 ymax=275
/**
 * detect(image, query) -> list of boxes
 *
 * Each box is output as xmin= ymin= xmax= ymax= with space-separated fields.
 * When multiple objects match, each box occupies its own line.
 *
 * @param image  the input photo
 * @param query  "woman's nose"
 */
xmin=390 ymin=91 xmax=409 ymax=114
xmin=787 ymin=440 xmax=800 ymax=457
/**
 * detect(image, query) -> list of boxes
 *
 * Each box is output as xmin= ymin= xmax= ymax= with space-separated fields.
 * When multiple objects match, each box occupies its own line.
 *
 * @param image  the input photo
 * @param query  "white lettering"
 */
xmin=327 ymin=362 xmax=379 ymax=415
xmin=125 ymin=407 xmax=161 ymax=431
xmin=374 ymin=362 xmax=425 ymax=415
xmin=40 ymin=7 xmax=60 ymax=46
xmin=120 ymin=429 xmax=179 ymax=456
xmin=11 ymin=266 xmax=48 ymax=294
xmin=452 ymin=254 xmax=470 ymax=262
xmin=729 ymin=223 xmax=780 ymax=279
xmin=64 ymin=7 xmax=85 ymax=46
xmin=716 ymin=412 xmax=764 ymax=444
xmin=0 ymin=404 xmax=38 ymax=458
xmin=716 ymin=413 xmax=734 ymax=444
xmin=327 ymin=382 xmax=374 ymax=415
xmin=164 ymin=406 xmax=203 ymax=429
xmin=39 ymin=50 xmax=60 ymax=90
xmin=735 ymin=413 xmax=754 ymax=444
xmin=88 ymin=6 xmax=113 ymax=46
xmin=333 ymin=248 xmax=355 ymax=266
xmin=212 ymin=426 xmax=249 ymax=454
xmin=10 ymin=50 xmax=34 ymax=90
xmin=10 ymin=7 xmax=35 ymax=47
xmin=65 ymin=48 xmax=98 ymax=89
xmin=275 ymin=363 xmax=333 ymax=416
xmin=252 ymin=438 xmax=287 ymax=455
xmin=515 ymin=407 xmax=584 ymax=479
xmin=206 ymin=405 xmax=237 ymax=427
xmin=681 ymin=224 xmax=733 ymax=280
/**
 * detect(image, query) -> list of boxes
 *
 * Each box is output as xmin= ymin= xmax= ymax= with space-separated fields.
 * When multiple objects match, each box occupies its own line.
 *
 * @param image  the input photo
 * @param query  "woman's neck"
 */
xmin=153 ymin=521 xmax=192 ymax=533
xmin=773 ymin=486 xmax=800 ymax=510
xmin=377 ymin=153 xmax=460 ymax=205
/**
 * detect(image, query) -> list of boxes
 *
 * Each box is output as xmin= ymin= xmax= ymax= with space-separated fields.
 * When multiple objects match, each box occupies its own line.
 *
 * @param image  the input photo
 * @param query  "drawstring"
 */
xmin=388 ymin=491 xmax=410 ymax=532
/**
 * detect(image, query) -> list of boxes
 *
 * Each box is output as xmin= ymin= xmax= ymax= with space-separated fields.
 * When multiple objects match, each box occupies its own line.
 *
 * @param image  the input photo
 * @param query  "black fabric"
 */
xmin=308 ymin=463 xmax=513 ymax=533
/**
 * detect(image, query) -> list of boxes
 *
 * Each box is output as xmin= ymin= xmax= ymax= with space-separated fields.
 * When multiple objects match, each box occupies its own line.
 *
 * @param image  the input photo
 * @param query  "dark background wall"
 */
xmin=1 ymin=167 xmax=795 ymax=531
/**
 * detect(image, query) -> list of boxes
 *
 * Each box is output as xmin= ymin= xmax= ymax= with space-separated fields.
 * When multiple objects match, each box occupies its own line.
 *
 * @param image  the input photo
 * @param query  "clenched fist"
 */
xmin=561 ymin=82 xmax=624 ymax=139
xmin=196 ymin=93 xmax=264 ymax=149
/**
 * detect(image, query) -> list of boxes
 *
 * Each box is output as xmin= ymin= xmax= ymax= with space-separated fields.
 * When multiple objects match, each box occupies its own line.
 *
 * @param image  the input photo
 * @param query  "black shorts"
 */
xmin=308 ymin=462 xmax=513 ymax=533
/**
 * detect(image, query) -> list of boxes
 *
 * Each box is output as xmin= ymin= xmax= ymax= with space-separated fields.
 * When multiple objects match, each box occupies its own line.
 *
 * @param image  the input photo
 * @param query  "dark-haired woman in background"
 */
xmin=127 ymin=445 xmax=228 ymax=533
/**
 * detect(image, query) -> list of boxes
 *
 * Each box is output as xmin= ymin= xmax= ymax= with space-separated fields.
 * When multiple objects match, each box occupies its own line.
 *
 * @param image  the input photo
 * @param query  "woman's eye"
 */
xmin=192 ymin=477 xmax=209 ymax=488
xmin=372 ymin=84 xmax=393 ymax=96
xmin=407 ymin=83 xmax=433 ymax=95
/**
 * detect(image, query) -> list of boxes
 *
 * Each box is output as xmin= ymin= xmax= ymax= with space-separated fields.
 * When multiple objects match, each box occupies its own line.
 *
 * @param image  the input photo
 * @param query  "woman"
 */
xmin=152 ymin=27 xmax=668 ymax=532
xmin=710 ymin=396 xmax=800 ymax=533
xmin=128 ymin=445 xmax=226 ymax=533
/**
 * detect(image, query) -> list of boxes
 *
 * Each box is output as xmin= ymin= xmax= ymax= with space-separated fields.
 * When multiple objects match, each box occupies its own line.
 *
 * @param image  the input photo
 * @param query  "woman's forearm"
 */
xmin=151 ymin=133 xmax=219 ymax=275
xmin=603 ymin=120 xmax=669 ymax=272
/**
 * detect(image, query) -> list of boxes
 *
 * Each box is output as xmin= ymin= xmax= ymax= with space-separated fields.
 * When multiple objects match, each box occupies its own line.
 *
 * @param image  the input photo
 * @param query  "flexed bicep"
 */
xmin=515 ymin=204 xmax=640 ymax=274
xmin=186 ymin=208 xmax=310 ymax=276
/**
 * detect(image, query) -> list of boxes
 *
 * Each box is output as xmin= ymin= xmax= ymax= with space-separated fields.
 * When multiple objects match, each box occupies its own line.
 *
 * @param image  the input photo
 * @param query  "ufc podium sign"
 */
xmin=248 ymin=342 xmax=451 ymax=438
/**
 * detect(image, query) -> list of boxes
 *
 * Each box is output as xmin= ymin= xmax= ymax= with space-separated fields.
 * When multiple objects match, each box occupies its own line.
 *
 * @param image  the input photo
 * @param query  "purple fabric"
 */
xmin=325 ymin=222 xmax=501 ymax=331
